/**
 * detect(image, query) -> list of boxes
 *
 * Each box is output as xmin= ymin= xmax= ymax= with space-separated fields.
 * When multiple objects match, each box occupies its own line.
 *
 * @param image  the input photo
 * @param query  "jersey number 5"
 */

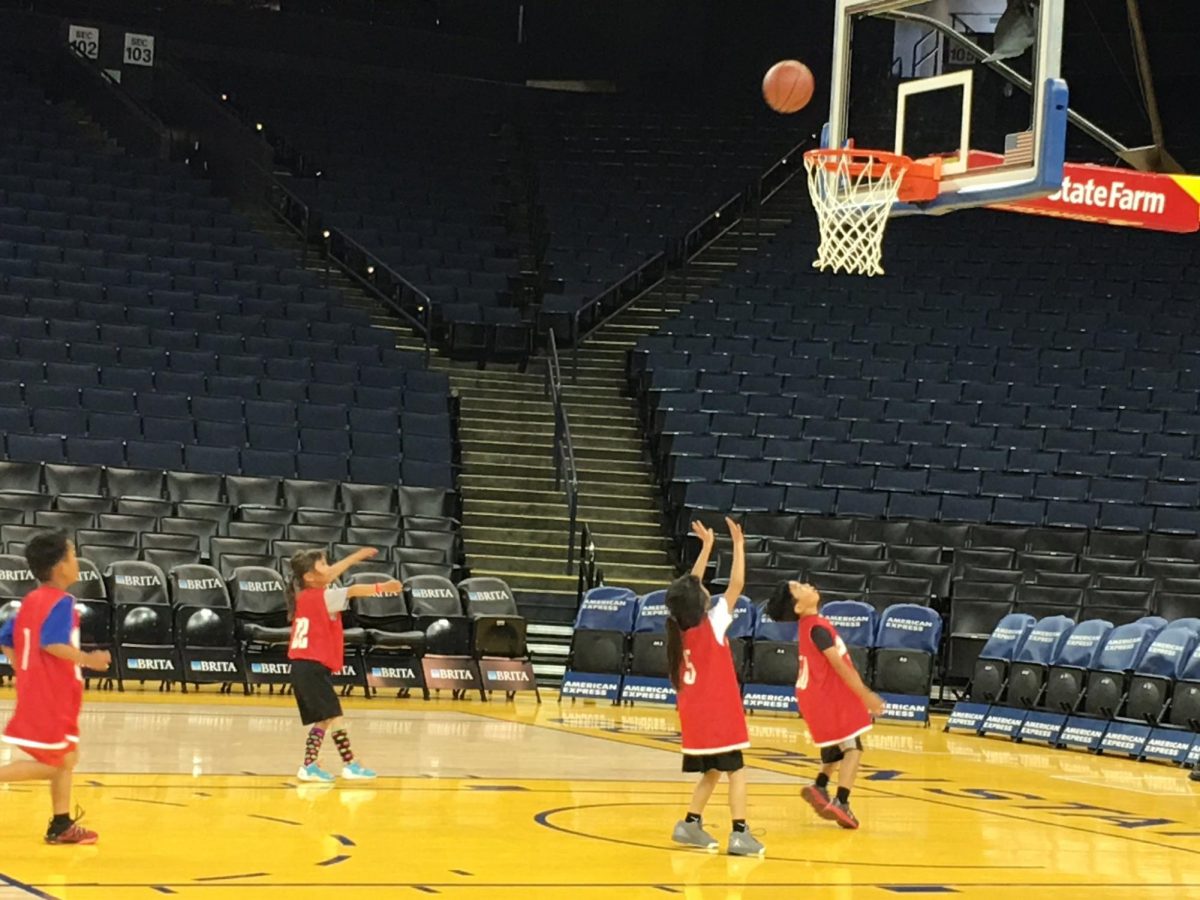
xmin=796 ymin=657 xmax=810 ymax=691
xmin=290 ymin=618 xmax=310 ymax=650
xmin=682 ymin=649 xmax=697 ymax=686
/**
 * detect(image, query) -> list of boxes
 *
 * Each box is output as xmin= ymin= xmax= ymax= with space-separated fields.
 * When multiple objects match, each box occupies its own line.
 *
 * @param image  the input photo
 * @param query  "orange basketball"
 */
xmin=762 ymin=60 xmax=815 ymax=114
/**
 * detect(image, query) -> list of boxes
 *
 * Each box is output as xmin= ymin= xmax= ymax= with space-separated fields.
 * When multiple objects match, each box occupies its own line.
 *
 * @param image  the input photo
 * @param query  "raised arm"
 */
xmin=723 ymin=517 xmax=745 ymax=612
xmin=823 ymin=646 xmax=885 ymax=715
xmin=346 ymin=579 xmax=403 ymax=600
xmin=323 ymin=547 xmax=380 ymax=584
xmin=689 ymin=520 xmax=716 ymax=581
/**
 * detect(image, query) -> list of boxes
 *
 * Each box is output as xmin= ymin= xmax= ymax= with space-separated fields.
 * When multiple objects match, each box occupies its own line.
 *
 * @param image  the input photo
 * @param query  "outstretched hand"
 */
xmin=690 ymin=520 xmax=716 ymax=549
xmin=375 ymin=580 xmax=403 ymax=595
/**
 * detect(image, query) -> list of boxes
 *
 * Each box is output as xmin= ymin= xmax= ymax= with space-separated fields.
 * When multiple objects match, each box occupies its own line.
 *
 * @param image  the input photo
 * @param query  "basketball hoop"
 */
xmin=803 ymin=148 xmax=941 ymax=277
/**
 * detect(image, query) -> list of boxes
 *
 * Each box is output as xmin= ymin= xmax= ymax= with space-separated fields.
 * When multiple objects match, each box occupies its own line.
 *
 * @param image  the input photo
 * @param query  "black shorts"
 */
xmin=290 ymin=659 xmax=343 ymax=725
xmin=819 ymin=737 xmax=864 ymax=765
xmin=682 ymin=750 xmax=745 ymax=773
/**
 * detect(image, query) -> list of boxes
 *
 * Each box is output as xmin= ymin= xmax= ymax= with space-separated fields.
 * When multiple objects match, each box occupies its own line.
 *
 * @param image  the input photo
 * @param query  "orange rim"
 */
xmin=804 ymin=148 xmax=943 ymax=203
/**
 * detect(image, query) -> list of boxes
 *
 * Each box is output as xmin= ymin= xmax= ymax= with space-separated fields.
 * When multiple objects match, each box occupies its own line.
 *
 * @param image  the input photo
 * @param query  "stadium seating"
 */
xmin=629 ymin=590 xmax=669 ymax=678
xmin=0 ymin=66 xmax=453 ymax=488
xmin=637 ymin=203 xmax=1200 ymax=543
xmin=566 ymin=587 xmax=638 ymax=676
xmin=969 ymin=612 xmax=1035 ymax=703
xmin=1003 ymin=614 xmax=1076 ymax=708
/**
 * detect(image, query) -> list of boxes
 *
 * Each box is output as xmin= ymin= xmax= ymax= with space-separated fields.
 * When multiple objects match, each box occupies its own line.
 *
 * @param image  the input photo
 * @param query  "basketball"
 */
xmin=762 ymin=59 xmax=815 ymax=114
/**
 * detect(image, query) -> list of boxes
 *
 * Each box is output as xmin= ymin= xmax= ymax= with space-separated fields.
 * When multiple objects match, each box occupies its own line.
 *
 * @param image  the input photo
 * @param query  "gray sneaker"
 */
xmin=727 ymin=829 xmax=765 ymax=857
xmin=671 ymin=819 xmax=719 ymax=851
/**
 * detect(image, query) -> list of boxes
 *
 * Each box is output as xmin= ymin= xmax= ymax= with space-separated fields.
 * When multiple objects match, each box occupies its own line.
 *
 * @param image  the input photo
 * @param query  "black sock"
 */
xmin=48 ymin=813 xmax=72 ymax=836
xmin=732 ymin=819 xmax=747 ymax=833
xmin=815 ymin=773 xmax=830 ymax=789
xmin=685 ymin=812 xmax=702 ymax=824
xmin=836 ymin=787 xmax=850 ymax=804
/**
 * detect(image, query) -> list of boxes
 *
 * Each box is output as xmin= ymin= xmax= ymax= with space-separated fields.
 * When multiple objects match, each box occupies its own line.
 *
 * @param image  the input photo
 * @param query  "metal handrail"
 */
xmin=563 ymin=250 xmax=667 ymax=383
xmin=576 ymin=522 xmax=601 ymax=608
xmin=252 ymin=161 xmax=433 ymax=363
xmin=545 ymin=328 xmax=582 ymax=574
xmin=327 ymin=227 xmax=435 ymax=366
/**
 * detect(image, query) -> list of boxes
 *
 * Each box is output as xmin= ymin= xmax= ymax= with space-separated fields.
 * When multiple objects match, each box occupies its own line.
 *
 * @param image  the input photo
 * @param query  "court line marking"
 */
xmin=23 ymin=888 xmax=1200 ymax=897
xmin=1052 ymin=775 xmax=1196 ymax=797
xmin=0 ymin=873 xmax=57 ymax=900
xmin=531 ymin=801 xmax=1043 ymax=870
xmin=456 ymin=706 xmax=1200 ymax=856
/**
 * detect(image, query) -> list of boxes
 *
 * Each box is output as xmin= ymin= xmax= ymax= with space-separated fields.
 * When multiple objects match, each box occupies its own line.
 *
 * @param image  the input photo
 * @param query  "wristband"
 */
xmin=374 ymin=583 xmax=383 ymax=595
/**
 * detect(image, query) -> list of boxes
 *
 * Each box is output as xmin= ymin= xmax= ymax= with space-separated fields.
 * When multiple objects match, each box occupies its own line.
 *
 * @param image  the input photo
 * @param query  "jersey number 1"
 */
xmin=19 ymin=628 xmax=31 ymax=671
xmin=682 ymin=649 xmax=697 ymax=686
xmin=291 ymin=618 xmax=310 ymax=650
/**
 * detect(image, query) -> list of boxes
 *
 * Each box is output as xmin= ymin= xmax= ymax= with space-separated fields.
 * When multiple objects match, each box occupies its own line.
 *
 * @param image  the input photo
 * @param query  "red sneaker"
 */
xmin=46 ymin=811 xmax=98 ymax=845
xmin=801 ymin=784 xmax=836 ymax=819
xmin=824 ymin=799 xmax=860 ymax=830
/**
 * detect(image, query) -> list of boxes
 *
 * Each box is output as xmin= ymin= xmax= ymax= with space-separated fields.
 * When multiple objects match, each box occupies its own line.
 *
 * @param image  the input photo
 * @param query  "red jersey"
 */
xmin=676 ymin=604 xmax=750 ymax=755
xmin=2 ymin=585 xmax=83 ymax=760
xmin=288 ymin=586 xmax=349 ymax=672
xmin=795 ymin=615 xmax=872 ymax=747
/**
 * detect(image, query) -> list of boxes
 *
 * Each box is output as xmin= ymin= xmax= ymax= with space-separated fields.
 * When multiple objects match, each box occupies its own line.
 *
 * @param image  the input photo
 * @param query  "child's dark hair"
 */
xmin=766 ymin=581 xmax=799 ymax=624
xmin=26 ymin=529 xmax=71 ymax=583
xmin=665 ymin=574 xmax=708 ymax=690
xmin=286 ymin=549 xmax=327 ymax=621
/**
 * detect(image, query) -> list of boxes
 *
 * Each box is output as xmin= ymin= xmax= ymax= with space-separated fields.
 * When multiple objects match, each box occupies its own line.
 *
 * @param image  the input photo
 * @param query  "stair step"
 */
xmin=465 ymin=484 xmax=658 ymax=508
xmin=466 ymin=538 xmax=667 ymax=559
xmin=464 ymin=525 xmax=667 ymax=552
xmin=468 ymin=553 xmax=671 ymax=579
xmin=459 ymin=438 xmax=644 ymax=461
xmin=465 ymin=509 xmax=663 ymax=534
xmin=464 ymin=497 xmax=661 ymax=523
xmin=485 ymin=570 xmax=670 ymax=594
xmin=461 ymin=475 xmax=658 ymax=500
xmin=460 ymin=421 xmax=641 ymax=442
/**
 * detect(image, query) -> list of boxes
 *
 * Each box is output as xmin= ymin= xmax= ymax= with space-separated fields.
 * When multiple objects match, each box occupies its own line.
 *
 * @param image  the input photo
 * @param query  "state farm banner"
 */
xmin=991 ymin=162 xmax=1200 ymax=233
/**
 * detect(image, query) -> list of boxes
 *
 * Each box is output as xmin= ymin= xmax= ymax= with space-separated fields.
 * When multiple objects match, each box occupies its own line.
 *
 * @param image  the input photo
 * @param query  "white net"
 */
xmin=804 ymin=150 xmax=909 ymax=277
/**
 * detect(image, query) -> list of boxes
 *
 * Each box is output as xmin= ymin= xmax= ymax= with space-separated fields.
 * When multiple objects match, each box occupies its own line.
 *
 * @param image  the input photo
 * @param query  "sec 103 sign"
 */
xmin=124 ymin=32 xmax=155 ymax=67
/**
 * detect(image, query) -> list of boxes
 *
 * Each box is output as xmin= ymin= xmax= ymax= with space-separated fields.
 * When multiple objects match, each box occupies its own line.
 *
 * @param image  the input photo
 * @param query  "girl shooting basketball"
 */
xmin=286 ymin=547 xmax=402 ymax=783
xmin=667 ymin=517 xmax=764 ymax=857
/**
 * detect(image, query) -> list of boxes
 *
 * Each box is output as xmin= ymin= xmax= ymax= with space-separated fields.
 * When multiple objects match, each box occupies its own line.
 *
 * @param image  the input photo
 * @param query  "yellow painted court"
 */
xmin=0 ymin=689 xmax=1197 ymax=899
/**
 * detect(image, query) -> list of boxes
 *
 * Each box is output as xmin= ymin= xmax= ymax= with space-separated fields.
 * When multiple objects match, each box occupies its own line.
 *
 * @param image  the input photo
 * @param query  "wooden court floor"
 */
xmin=0 ymin=687 xmax=1196 ymax=899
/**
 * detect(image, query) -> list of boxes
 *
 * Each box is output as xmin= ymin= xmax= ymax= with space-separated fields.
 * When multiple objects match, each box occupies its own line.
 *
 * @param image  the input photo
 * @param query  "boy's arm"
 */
xmin=689 ymin=521 xmax=716 ymax=581
xmin=822 ymin=646 xmax=886 ymax=715
xmin=323 ymin=547 xmax=380 ymax=584
xmin=723 ymin=517 xmax=745 ymax=612
xmin=45 ymin=644 xmax=111 ymax=670
xmin=38 ymin=596 xmax=110 ymax=670
xmin=0 ymin=618 xmax=13 ymax=665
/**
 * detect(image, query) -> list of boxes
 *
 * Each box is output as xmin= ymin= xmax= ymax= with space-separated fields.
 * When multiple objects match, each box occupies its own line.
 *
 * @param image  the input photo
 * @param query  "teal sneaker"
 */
xmin=296 ymin=763 xmax=335 ymax=783
xmin=342 ymin=761 xmax=377 ymax=780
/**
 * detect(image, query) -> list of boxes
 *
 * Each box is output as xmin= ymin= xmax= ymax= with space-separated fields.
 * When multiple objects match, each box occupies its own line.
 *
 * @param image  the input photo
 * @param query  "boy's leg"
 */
xmin=825 ymin=739 xmax=864 ymax=830
xmin=0 ymin=760 xmax=58 ymax=783
xmin=836 ymin=748 xmax=863 ymax=799
xmin=42 ymin=751 xmax=96 ymax=845
xmin=801 ymin=748 xmax=840 ymax=818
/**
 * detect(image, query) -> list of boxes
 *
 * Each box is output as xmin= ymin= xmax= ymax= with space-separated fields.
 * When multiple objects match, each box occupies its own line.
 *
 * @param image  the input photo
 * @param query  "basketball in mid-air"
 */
xmin=762 ymin=60 xmax=815 ymax=114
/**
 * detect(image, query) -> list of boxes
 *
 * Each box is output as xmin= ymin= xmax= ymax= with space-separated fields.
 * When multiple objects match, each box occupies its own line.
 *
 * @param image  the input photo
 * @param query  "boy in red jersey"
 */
xmin=768 ymin=580 xmax=884 ymax=830
xmin=0 ymin=530 xmax=111 ymax=844
xmin=286 ymin=547 xmax=402 ymax=783
xmin=667 ymin=517 xmax=764 ymax=857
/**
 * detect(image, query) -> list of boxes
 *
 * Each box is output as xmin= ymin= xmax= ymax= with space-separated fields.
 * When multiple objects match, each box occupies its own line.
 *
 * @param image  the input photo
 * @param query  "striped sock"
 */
xmin=304 ymin=726 xmax=325 ymax=766
xmin=331 ymin=729 xmax=354 ymax=764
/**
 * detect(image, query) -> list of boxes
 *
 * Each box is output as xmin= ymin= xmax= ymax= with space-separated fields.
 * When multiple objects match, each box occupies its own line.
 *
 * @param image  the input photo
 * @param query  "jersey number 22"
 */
xmin=290 ymin=618 xmax=310 ymax=651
